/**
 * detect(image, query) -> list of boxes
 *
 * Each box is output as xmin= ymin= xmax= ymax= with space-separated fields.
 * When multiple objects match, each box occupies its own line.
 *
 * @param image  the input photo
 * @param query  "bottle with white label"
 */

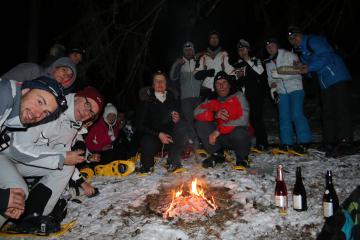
xmin=274 ymin=165 xmax=288 ymax=216
xmin=322 ymin=170 xmax=339 ymax=218
xmin=293 ymin=167 xmax=307 ymax=211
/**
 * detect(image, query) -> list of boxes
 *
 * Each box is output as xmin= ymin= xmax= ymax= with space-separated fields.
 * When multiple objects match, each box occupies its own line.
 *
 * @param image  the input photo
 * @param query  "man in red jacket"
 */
xmin=194 ymin=71 xmax=251 ymax=170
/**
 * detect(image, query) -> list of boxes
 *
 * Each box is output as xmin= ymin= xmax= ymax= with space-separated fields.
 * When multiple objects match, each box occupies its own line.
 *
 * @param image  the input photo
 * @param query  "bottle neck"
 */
xmin=326 ymin=175 xmax=333 ymax=187
xmin=277 ymin=167 xmax=284 ymax=181
xmin=296 ymin=168 xmax=302 ymax=182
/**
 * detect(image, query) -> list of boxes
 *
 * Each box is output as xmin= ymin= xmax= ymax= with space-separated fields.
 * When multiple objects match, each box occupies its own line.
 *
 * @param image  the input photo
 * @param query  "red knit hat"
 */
xmin=76 ymin=86 xmax=105 ymax=113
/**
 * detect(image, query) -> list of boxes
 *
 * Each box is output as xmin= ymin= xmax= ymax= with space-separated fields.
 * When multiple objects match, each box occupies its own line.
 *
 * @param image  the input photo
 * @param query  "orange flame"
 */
xmin=163 ymin=178 xmax=217 ymax=218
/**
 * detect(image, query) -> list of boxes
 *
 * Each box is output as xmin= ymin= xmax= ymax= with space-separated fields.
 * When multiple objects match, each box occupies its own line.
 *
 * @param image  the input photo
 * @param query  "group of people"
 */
xmin=0 ymin=25 xmax=354 ymax=234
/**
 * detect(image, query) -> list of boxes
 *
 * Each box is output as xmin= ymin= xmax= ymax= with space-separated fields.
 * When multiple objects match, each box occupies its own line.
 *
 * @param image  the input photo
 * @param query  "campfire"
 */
xmin=163 ymin=178 xmax=218 ymax=220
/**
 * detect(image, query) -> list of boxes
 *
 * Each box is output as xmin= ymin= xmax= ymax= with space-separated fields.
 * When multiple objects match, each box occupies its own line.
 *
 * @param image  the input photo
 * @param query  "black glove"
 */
xmin=194 ymin=69 xmax=215 ymax=80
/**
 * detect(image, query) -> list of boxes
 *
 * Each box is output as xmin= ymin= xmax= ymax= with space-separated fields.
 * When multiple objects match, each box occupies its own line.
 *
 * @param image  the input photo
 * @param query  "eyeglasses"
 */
xmin=84 ymin=97 xmax=96 ymax=119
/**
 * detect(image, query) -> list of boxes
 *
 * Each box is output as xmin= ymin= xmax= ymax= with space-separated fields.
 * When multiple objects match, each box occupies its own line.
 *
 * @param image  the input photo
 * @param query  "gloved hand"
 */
xmin=271 ymin=69 xmax=280 ymax=78
xmin=194 ymin=69 xmax=215 ymax=80
xmin=270 ymin=88 xmax=279 ymax=104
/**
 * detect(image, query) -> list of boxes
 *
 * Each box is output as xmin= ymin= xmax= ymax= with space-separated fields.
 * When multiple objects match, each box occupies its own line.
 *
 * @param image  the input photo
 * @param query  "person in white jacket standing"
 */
xmin=264 ymin=38 xmax=312 ymax=153
xmin=194 ymin=30 xmax=235 ymax=99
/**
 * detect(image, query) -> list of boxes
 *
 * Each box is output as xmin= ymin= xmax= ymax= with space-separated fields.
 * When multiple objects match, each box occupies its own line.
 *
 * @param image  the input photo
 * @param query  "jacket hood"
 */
xmin=103 ymin=103 xmax=118 ymax=126
xmin=46 ymin=57 xmax=77 ymax=89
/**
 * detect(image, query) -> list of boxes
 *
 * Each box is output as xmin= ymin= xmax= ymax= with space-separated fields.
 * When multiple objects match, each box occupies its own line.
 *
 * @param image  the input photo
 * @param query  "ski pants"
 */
xmin=195 ymin=121 xmax=251 ymax=161
xmin=321 ymin=81 xmax=352 ymax=144
xmin=139 ymin=122 xmax=187 ymax=169
xmin=181 ymin=97 xmax=201 ymax=143
xmin=278 ymin=90 xmax=312 ymax=145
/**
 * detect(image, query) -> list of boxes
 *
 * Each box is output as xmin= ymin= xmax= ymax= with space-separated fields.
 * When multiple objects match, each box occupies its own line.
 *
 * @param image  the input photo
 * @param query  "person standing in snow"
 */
xmin=137 ymin=71 xmax=187 ymax=174
xmin=194 ymin=71 xmax=251 ymax=170
xmin=2 ymin=57 xmax=77 ymax=94
xmin=233 ymin=39 xmax=269 ymax=151
xmin=194 ymin=30 xmax=235 ymax=100
xmin=170 ymin=41 xmax=201 ymax=148
xmin=0 ymin=76 xmax=67 ymax=228
xmin=5 ymin=86 xmax=104 ymax=232
xmin=287 ymin=26 xmax=353 ymax=157
xmin=264 ymin=37 xmax=312 ymax=153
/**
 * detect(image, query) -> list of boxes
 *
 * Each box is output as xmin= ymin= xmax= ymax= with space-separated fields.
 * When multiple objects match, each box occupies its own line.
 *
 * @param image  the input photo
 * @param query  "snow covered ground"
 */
xmin=57 ymin=91 xmax=360 ymax=240
xmin=60 ymin=149 xmax=360 ymax=240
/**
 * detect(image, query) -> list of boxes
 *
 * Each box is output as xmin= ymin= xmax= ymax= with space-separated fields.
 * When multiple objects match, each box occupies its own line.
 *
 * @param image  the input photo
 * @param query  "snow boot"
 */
xmin=94 ymin=160 xmax=135 ymax=177
xmin=202 ymin=153 xmax=225 ymax=168
xmin=232 ymin=156 xmax=249 ymax=171
xmin=136 ymin=166 xmax=154 ymax=177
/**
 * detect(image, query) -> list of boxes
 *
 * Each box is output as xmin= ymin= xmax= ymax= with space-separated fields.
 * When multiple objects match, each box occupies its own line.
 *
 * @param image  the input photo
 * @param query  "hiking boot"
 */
xmin=136 ymin=166 xmax=154 ymax=176
xmin=333 ymin=139 xmax=355 ymax=158
xmin=279 ymin=144 xmax=292 ymax=151
xmin=255 ymin=144 xmax=268 ymax=152
xmin=202 ymin=153 xmax=225 ymax=168
xmin=292 ymin=144 xmax=309 ymax=155
xmin=12 ymin=213 xmax=61 ymax=234
xmin=233 ymin=156 xmax=249 ymax=171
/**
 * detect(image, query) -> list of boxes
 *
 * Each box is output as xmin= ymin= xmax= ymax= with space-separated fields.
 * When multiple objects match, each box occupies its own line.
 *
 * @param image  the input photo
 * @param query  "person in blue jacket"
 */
xmin=288 ymin=25 xmax=353 ymax=157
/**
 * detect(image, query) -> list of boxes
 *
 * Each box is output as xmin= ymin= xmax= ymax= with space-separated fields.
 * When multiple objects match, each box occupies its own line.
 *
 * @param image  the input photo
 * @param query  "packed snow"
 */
xmin=56 ymin=148 xmax=360 ymax=240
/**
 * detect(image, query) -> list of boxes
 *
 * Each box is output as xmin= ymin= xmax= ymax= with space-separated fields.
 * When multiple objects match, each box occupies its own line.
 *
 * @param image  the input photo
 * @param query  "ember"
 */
xmin=163 ymin=178 xmax=218 ymax=220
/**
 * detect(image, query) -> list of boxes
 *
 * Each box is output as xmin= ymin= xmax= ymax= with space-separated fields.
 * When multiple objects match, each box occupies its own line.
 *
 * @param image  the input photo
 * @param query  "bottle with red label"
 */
xmin=274 ymin=164 xmax=288 ymax=216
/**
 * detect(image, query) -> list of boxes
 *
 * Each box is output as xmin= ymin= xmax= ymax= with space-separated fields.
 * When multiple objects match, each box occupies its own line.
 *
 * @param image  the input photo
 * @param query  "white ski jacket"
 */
xmin=9 ymin=94 xmax=83 ymax=169
xmin=265 ymin=49 xmax=303 ymax=94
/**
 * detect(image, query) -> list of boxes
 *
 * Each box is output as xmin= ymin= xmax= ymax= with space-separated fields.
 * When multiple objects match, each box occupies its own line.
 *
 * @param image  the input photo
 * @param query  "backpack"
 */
xmin=317 ymin=186 xmax=360 ymax=240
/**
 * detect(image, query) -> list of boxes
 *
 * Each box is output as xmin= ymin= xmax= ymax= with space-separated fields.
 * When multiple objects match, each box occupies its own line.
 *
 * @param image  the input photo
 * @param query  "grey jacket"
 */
xmin=170 ymin=57 xmax=201 ymax=99
xmin=2 ymin=57 xmax=77 ymax=84
xmin=9 ymin=94 xmax=82 ymax=170
xmin=0 ymin=79 xmax=24 ymax=130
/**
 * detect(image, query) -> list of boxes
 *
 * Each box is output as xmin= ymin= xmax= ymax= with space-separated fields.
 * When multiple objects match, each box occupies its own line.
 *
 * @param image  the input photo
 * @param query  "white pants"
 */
xmin=0 ymin=151 xmax=74 ymax=227
xmin=0 ymin=151 xmax=28 ymax=227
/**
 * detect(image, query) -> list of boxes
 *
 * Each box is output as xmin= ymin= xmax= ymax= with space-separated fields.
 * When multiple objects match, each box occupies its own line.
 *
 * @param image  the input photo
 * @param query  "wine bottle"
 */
xmin=293 ymin=167 xmax=307 ymax=211
xmin=275 ymin=164 xmax=288 ymax=216
xmin=322 ymin=170 xmax=339 ymax=218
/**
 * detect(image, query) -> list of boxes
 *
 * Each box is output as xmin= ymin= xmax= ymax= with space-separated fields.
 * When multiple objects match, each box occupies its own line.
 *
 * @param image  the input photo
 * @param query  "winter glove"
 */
xmin=270 ymin=88 xmax=279 ymax=104
xmin=194 ymin=69 xmax=215 ymax=80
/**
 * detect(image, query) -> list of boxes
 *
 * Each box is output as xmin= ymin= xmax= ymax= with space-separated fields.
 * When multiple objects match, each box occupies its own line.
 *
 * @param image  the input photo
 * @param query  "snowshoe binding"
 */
xmin=95 ymin=160 xmax=135 ymax=177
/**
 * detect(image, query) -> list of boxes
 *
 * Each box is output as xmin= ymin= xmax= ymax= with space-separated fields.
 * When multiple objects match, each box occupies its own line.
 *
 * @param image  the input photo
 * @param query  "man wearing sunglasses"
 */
xmin=2 ymin=86 xmax=104 ymax=233
xmin=0 ymin=76 xmax=67 ymax=228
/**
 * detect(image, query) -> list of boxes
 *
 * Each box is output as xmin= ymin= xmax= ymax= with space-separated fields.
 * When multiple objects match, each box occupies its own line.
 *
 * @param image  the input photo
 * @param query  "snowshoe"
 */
xmin=0 ymin=219 xmax=76 ymax=238
xmin=167 ymin=164 xmax=186 ymax=174
xmin=94 ymin=160 xmax=135 ymax=177
xmin=251 ymin=147 xmax=263 ymax=154
xmin=80 ymin=167 xmax=94 ymax=182
xmin=195 ymin=149 xmax=209 ymax=158
xmin=232 ymin=157 xmax=249 ymax=171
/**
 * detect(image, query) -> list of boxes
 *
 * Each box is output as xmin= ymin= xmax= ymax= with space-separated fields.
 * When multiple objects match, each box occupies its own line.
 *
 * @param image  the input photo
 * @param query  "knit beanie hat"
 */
xmin=47 ymin=57 xmax=77 ymax=89
xmin=237 ymin=39 xmax=251 ymax=49
xmin=287 ymin=25 xmax=302 ymax=38
xmin=75 ymin=86 xmax=105 ymax=114
xmin=183 ymin=41 xmax=195 ymax=53
xmin=265 ymin=37 xmax=279 ymax=46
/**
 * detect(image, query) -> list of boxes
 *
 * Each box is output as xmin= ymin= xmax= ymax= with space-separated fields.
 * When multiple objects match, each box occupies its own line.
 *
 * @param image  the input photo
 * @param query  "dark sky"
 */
xmin=1 ymin=0 xmax=359 ymax=79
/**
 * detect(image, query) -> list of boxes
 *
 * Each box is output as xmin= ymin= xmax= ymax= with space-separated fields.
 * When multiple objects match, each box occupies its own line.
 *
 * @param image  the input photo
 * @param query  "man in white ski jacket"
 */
xmin=0 ymin=76 xmax=67 ymax=227
xmin=194 ymin=31 xmax=235 ymax=98
xmin=3 ymin=86 xmax=103 ymax=231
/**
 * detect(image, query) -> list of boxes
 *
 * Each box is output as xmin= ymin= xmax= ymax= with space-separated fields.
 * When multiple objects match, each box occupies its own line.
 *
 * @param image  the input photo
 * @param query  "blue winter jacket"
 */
xmin=298 ymin=35 xmax=351 ymax=89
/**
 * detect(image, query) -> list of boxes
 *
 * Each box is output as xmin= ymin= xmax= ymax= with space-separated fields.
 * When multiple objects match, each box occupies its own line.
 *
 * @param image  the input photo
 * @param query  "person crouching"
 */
xmin=194 ymin=71 xmax=251 ymax=170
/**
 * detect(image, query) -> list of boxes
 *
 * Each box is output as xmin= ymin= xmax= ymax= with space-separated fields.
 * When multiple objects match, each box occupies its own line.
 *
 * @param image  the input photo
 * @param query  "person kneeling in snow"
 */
xmin=7 ymin=86 xmax=104 ymax=233
xmin=194 ymin=71 xmax=251 ymax=170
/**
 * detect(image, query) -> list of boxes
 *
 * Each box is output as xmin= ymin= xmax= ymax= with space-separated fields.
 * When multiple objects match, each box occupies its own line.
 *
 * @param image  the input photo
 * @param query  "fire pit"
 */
xmin=136 ymin=177 xmax=242 ymax=225
xmin=163 ymin=178 xmax=218 ymax=220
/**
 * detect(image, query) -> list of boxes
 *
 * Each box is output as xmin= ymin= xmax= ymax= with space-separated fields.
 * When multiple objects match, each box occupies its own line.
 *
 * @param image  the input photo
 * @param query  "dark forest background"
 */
xmin=1 ymin=0 xmax=359 ymax=110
